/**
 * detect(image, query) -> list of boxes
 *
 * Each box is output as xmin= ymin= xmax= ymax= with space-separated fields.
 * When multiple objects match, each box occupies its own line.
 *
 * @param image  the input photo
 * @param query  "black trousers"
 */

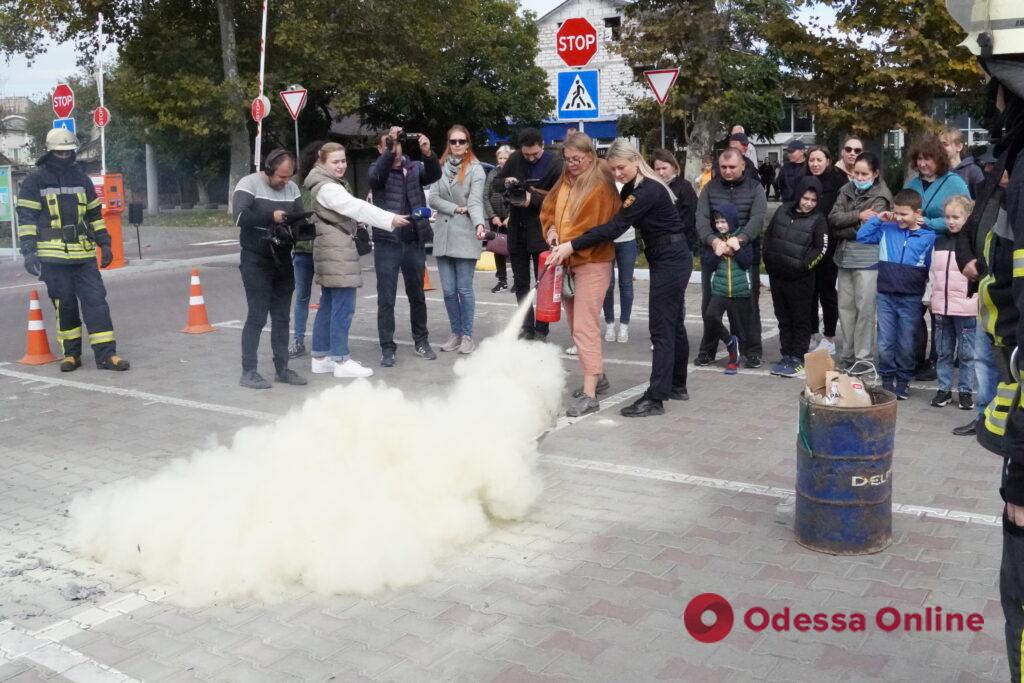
xmin=374 ymin=239 xmax=429 ymax=352
xmin=699 ymin=244 xmax=762 ymax=358
xmin=240 ymin=251 xmax=294 ymax=374
xmin=1003 ymin=511 xmax=1024 ymax=682
xmin=813 ymin=257 xmax=839 ymax=338
xmin=646 ymin=242 xmax=691 ymax=401
xmin=41 ymin=260 xmax=116 ymax=362
xmin=771 ymin=273 xmax=817 ymax=359
xmin=703 ymin=295 xmax=750 ymax=348
xmin=510 ymin=250 xmax=549 ymax=337
xmin=494 ymin=225 xmax=508 ymax=283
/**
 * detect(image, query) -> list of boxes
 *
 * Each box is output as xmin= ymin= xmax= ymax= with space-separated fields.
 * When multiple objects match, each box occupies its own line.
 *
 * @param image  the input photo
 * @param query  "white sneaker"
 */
xmin=616 ymin=324 xmax=629 ymax=343
xmin=311 ymin=357 xmax=336 ymax=374
xmin=566 ymin=345 xmax=578 ymax=356
xmin=605 ymin=323 xmax=616 ymax=343
xmin=814 ymin=336 xmax=837 ymax=356
xmin=334 ymin=358 xmax=374 ymax=378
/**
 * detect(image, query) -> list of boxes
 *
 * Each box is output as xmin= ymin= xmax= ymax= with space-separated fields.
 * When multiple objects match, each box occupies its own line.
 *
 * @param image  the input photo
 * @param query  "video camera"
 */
xmin=396 ymin=130 xmax=419 ymax=145
xmin=268 ymin=211 xmax=316 ymax=247
xmin=504 ymin=178 xmax=541 ymax=206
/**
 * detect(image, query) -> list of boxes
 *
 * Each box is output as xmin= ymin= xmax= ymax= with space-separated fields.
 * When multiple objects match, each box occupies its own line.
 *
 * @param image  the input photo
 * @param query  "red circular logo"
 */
xmin=683 ymin=593 xmax=734 ymax=643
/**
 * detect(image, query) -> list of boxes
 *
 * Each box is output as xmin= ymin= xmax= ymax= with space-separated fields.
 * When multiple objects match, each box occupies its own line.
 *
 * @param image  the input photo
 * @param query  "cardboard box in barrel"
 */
xmin=803 ymin=348 xmax=872 ymax=407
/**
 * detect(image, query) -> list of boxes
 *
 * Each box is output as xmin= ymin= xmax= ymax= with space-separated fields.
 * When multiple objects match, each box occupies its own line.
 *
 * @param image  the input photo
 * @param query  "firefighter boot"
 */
xmin=60 ymin=356 xmax=82 ymax=373
xmin=97 ymin=355 xmax=131 ymax=371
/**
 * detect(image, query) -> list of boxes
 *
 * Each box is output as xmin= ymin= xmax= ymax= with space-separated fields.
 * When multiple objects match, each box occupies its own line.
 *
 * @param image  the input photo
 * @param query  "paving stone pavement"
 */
xmin=0 ymin=241 xmax=1010 ymax=682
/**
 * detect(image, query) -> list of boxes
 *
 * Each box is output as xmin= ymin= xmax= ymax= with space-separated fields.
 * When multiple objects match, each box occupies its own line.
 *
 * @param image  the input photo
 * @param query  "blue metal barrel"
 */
xmin=795 ymin=387 xmax=896 ymax=555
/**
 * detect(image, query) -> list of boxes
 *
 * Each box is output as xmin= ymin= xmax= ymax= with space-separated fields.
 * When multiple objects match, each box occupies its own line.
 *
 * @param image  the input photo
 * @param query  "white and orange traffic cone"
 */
xmin=181 ymin=268 xmax=216 ymax=334
xmin=18 ymin=290 xmax=59 ymax=365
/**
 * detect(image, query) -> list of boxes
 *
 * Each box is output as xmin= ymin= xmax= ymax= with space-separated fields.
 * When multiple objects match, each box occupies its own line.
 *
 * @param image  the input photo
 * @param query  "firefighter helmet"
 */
xmin=45 ymin=128 xmax=79 ymax=152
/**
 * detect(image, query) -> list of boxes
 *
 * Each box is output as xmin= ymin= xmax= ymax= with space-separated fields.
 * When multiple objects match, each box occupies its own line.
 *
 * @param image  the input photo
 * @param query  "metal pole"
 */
xmin=145 ymin=143 xmax=159 ymax=213
xmin=97 ymin=13 xmax=106 ymax=175
xmin=660 ymin=107 xmax=665 ymax=148
xmin=9 ymin=212 xmax=16 ymax=263
xmin=254 ymin=0 xmax=269 ymax=171
xmin=135 ymin=223 xmax=142 ymax=261
xmin=293 ymin=118 xmax=300 ymax=173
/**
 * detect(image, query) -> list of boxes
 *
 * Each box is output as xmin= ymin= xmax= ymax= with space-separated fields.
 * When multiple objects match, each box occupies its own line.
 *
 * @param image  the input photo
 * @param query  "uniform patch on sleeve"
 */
xmin=623 ymin=194 xmax=636 ymax=208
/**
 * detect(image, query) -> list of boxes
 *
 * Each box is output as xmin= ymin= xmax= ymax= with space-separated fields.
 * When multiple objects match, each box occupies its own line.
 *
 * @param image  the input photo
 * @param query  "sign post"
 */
xmin=96 ymin=13 xmax=108 ymax=174
xmin=555 ymin=17 xmax=599 ymax=137
xmin=643 ymin=68 xmax=680 ymax=148
xmin=254 ymin=0 xmax=270 ymax=170
xmin=52 ymin=83 xmax=76 ymax=137
xmin=279 ymin=85 xmax=307 ymax=172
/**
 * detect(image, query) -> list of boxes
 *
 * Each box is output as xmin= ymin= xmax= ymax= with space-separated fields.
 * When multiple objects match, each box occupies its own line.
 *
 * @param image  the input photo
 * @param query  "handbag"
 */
xmin=354 ymin=226 xmax=372 ymax=256
xmin=484 ymin=232 xmax=509 ymax=257
xmin=562 ymin=267 xmax=575 ymax=299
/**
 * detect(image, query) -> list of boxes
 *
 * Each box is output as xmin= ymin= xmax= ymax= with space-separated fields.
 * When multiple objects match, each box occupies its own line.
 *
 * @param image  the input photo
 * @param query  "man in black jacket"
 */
xmin=368 ymin=126 xmax=442 ymax=366
xmin=694 ymin=148 xmax=768 ymax=367
xmin=493 ymin=128 xmax=563 ymax=340
xmin=778 ymin=140 xmax=809 ymax=203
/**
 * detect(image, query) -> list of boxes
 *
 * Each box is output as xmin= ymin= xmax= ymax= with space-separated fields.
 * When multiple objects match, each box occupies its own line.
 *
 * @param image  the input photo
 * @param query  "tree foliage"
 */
xmin=765 ymin=0 xmax=984 ymax=145
xmin=616 ymin=0 xmax=787 ymax=173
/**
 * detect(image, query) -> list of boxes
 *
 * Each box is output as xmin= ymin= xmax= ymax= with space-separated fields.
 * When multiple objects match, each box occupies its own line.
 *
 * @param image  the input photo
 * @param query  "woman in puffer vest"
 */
xmin=305 ymin=142 xmax=409 ymax=378
xmin=929 ymin=194 xmax=978 ymax=409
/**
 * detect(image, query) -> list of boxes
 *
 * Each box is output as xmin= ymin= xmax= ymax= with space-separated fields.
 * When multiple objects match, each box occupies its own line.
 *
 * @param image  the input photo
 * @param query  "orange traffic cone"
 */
xmin=18 ymin=290 xmax=59 ymax=365
xmin=423 ymin=268 xmax=435 ymax=292
xmin=181 ymin=268 xmax=216 ymax=334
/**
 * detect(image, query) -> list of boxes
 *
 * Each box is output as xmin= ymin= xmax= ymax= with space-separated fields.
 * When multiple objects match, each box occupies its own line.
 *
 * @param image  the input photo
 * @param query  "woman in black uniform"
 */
xmin=549 ymin=139 xmax=691 ymax=417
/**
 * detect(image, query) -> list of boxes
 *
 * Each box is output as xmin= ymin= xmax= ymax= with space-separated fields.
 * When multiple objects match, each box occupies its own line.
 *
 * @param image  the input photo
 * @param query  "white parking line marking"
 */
xmin=545 ymin=455 xmax=1000 ymax=527
xmin=0 ymin=364 xmax=277 ymax=421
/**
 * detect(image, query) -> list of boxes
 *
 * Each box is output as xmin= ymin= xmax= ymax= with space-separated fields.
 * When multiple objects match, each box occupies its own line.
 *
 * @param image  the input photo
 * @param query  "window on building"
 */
xmin=778 ymin=104 xmax=792 ymax=133
xmin=604 ymin=17 xmax=621 ymax=41
xmin=793 ymin=104 xmax=814 ymax=133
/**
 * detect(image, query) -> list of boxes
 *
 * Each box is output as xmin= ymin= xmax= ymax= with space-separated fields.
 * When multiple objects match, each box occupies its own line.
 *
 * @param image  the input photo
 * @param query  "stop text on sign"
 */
xmin=557 ymin=33 xmax=596 ymax=52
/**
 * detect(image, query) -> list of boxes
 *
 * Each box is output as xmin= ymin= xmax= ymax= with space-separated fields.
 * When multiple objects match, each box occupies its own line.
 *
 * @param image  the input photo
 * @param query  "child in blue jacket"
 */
xmin=856 ymin=188 xmax=937 ymax=399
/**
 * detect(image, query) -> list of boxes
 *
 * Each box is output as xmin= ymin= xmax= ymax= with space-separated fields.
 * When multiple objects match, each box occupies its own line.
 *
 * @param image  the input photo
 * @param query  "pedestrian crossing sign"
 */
xmin=557 ymin=70 xmax=599 ymax=121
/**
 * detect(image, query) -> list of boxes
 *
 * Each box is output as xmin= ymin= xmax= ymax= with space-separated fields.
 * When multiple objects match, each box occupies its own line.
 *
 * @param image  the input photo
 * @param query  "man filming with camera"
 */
xmin=493 ymin=128 xmax=563 ymax=340
xmin=368 ymin=126 xmax=442 ymax=367
xmin=232 ymin=149 xmax=311 ymax=389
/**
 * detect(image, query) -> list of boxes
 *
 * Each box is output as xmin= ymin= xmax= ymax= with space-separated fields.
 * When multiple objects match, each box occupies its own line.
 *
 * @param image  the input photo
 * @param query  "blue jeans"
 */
xmin=311 ymin=287 xmax=357 ymax=361
xmin=374 ymin=240 xmax=428 ymax=352
xmin=292 ymin=253 xmax=314 ymax=343
xmin=975 ymin=324 xmax=999 ymax=417
xmin=876 ymin=293 xmax=921 ymax=383
xmin=935 ymin=313 xmax=976 ymax=393
xmin=436 ymin=256 xmax=476 ymax=337
xmin=603 ymin=238 xmax=638 ymax=325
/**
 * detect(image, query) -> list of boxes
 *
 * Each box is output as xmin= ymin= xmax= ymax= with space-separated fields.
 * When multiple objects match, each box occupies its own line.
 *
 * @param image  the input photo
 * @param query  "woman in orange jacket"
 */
xmin=540 ymin=132 xmax=621 ymax=417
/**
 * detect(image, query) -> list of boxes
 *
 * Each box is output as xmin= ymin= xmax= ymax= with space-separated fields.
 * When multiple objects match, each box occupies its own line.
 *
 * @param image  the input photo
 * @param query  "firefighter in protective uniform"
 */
xmin=948 ymin=1 xmax=1024 ymax=678
xmin=16 ymin=128 xmax=129 ymax=372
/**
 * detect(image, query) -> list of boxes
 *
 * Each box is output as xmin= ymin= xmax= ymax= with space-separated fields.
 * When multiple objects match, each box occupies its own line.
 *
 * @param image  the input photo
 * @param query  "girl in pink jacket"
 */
xmin=929 ymin=195 xmax=977 ymax=410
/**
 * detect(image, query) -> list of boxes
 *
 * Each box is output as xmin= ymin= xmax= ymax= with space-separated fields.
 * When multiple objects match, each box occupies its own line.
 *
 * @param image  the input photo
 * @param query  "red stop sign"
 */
xmin=52 ymin=83 xmax=75 ymax=119
xmin=251 ymin=95 xmax=270 ymax=122
xmin=556 ymin=17 xmax=598 ymax=67
xmin=93 ymin=106 xmax=111 ymax=128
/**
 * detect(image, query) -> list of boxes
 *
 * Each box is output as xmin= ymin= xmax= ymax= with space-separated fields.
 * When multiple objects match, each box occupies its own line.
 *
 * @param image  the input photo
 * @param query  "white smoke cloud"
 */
xmin=68 ymin=317 xmax=565 ymax=604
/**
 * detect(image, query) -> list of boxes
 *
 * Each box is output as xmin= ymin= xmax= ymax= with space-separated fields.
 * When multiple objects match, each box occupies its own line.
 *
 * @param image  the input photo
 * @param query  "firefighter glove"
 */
xmin=23 ymin=253 xmax=41 ymax=277
xmin=100 ymin=246 xmax=113 ymax=268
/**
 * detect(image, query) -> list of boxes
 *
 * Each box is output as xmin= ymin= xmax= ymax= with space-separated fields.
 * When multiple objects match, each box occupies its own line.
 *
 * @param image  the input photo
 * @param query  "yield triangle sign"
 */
xmin=279 ymin=88 xmax=308 ymax=120
xmin=643 ymin=69 xmax=680 ymax=105
xmin=560 ymin=74 xmax=596 ymax=111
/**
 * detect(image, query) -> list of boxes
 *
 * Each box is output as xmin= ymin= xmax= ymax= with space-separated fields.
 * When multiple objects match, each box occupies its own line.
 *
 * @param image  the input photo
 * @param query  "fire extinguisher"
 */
xmin=535 ymin=250 xmax=563 ymax=323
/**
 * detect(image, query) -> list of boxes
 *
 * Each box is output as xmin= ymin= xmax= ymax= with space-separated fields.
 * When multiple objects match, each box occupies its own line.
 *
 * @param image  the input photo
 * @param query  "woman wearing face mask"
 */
xmin=539 ymin=133 xmax=620 ymax=417
xmin=305 ymin=142 xmax=409 ymax=378
xmin=484 ymin=144 xmax=514 ymax=293
xmin=429 ymin=125 xmax=488 ymax=355
xmin=835 ymin=136 xmax=865 ymax=180
xmin=805 ymin=146 xmax=849 ymax=355
xmin=829 ymin=151 xmax=893 ymax=375
xmin=550 ymin=138 xmax=691 ymax=418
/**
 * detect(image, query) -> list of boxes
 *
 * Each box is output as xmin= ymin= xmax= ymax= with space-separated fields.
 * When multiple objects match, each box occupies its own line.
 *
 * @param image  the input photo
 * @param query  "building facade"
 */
xmin=0 ymin=97 xmax=33 ymax=165
xmin=532 ymin=0 xmax=639 ymax=144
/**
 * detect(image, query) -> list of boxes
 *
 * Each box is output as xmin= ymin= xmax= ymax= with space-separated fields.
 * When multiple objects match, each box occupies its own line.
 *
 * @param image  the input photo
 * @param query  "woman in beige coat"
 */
xmin=305 ymin=143 xmax=408 ymax=378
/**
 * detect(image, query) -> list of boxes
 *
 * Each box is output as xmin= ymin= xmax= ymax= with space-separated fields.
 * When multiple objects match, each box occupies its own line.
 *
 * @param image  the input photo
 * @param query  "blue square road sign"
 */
xmin=53 ymin=117 xmax=76 ymax=135
xmin=556 ymin=70 xmax=600 ymax=121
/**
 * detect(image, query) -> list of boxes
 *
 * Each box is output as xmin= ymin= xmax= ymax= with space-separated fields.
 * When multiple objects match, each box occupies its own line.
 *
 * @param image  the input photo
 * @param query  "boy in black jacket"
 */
xmin=763 ymin=176 xmax=829 ymax=377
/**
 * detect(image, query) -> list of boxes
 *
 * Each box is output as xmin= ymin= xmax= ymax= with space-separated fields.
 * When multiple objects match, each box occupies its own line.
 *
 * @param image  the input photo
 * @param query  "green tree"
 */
xmin=616 ymin=0 xmax=787 ymax=176
xmin=765 ymin=0 xmax=983 ymax=148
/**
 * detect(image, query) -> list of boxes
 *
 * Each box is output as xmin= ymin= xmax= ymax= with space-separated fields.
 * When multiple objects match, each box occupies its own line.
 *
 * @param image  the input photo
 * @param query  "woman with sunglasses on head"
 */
xmin=539 ymin=133 xmax=620 ymax=417
xmin=835 ymin=136 xmax=865 ymax=181
xmin=429 ymin=125 xmax=488 ymax=355
xmin=805 ymin=145 xmax=849 ymax=355
xmin=550 ymin=138 xmax=691 ymax=418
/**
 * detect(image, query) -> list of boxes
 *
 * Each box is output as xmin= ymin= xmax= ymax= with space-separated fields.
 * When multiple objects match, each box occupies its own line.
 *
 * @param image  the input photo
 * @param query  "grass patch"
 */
xmin=149 ymin=210 xmax=235 ymax=228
